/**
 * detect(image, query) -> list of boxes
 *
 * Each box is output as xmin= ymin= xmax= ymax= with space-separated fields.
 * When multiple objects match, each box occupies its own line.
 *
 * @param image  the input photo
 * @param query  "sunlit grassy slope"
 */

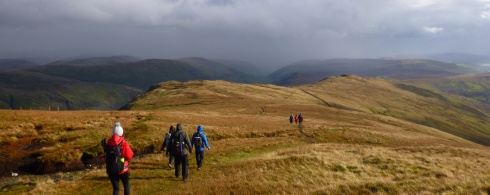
xmin=2 ymin=75 xmax=490 ymax=194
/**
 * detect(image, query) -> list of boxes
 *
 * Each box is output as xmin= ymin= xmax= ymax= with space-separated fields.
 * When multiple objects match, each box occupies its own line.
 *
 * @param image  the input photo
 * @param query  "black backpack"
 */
xmin=105 ymin=141 xmax=125 ymax=174
xmin=193 ymin=133 xmax=204 ymax=148
xmin=172 ymin=133 xmax=185 ymax=156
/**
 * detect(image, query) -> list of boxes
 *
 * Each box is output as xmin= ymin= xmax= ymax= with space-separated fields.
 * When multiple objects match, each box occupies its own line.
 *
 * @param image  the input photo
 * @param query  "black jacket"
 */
xmin=167 ymin=123 xmax=192 ymax=155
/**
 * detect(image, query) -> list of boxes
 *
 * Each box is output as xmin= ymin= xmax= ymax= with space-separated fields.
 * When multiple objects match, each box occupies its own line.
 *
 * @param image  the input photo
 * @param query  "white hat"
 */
xmin=113 ymin=122 xmax=123 ymax=136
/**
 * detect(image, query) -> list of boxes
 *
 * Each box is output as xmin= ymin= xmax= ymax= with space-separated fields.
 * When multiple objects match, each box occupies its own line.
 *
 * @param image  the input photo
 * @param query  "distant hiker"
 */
xmin=298 ymin=113 xmax=304 ymax=125
xmin=161 ymin=125 xmax=175 ymax=168
xmin=191 ymin=125 xmax=210 ymax=170
xmin=167 ymin=123 xmax=192 ymax=181
xmin=289 ymin=114 xmax=294 ymax=124
xmin=294 ymin=115 xmax=299 ymax=124
xmin=105 ymin=122 xmax=134 ymax=195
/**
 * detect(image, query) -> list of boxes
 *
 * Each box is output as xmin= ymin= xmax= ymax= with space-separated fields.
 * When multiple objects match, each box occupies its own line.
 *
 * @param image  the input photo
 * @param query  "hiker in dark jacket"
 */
xmin=299 ymin=113 xmax=304 ymax=125
xmin=191 ymin=125 xmax=210 ymax=170
xmin=289 ymin=114 xmax=294 ymax=124
xmin=106 ymin=122 xmax=134 ymax=195
xmin=161 ymin=125 xmax=175 ymax=168
xmin=167 ymin=123 xmax=192 ymax=181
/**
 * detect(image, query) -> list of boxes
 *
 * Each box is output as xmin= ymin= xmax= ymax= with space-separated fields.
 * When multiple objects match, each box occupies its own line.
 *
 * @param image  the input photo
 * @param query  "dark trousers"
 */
xmin=168 ymin=155 xmax=174 ymax=165
xmin=108 ymin=171 xmax=130 ymax=195
xmin=195 ymin=151 xmax=204 ymax=168
xmin=174 ymin=155 xmax=189 ymax=180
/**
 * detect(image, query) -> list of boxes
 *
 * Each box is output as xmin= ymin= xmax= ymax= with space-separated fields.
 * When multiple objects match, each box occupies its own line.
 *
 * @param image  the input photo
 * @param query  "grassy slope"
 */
xmin=2 ymin=77 xmax=490 ymax=194
xmin=299 ymin=75 xmax=490 ymax=146
xmin=397 ymin=73 xmax=490 ymax=105
xmin=0 ymin=70 xmax=143 ymax=110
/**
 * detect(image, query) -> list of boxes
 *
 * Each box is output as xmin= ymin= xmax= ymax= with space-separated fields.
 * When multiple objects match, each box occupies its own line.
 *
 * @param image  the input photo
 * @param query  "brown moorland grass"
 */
xmin=299 ymin=75 xmax=490 ymax=145
xmin=2 ymin=76 xmax=490 ymax=194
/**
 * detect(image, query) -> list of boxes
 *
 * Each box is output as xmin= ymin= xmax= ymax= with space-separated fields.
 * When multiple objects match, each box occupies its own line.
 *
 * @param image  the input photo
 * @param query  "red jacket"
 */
xmin=107 ymin=135 xmax=134 ymax=174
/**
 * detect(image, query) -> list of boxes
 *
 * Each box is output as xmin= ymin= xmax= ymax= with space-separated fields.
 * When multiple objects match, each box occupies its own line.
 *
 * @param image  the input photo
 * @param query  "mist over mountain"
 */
xmin=25 ymin=57 xmax=264 ymax=90
xmin=214 ymin=59 xmax=271 ymax=76
xmin=47 ymin=56 xmax=141 ymax=66
xmin=0 ymin=59 xmax=37 ymax=70
xmin=270 ymin=58 xmax=478 ymax=86
xmin=423 ymin=52 xmax=490 ymax=65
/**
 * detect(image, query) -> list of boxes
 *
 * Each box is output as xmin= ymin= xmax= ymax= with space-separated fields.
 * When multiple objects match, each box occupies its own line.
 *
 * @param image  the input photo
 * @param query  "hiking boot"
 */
xmin=168 ymin=164 xmax=173 ymax=168
xmin=183 ymin=178 xmax=188 ymax=181
xmin=197 ymin=167 xmax=201 ymax=171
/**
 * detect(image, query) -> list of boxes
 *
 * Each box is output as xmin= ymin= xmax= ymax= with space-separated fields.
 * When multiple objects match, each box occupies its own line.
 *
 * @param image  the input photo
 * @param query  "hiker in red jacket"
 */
xmin=294 ymin=115 xmax=299 ymax=124
xmin=106 ymin=122 xmax=134 ymax=195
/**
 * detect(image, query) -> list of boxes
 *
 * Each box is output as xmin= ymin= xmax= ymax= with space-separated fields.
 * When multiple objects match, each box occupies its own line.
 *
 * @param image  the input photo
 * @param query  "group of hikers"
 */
xmin=289 ymin=113 xmax=304 ymax=125
xmin=103 ymin=122 xmax=210 ymax=195
xmin=103 ymin=113 xmax=303 ymax=194
xmin=160 ymin=123 xmax=211 ymax=180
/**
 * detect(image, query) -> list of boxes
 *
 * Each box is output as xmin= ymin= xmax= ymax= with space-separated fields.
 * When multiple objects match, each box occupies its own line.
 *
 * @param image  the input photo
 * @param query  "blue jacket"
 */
xmin=191 ymin=125 xmax=210 ymax=153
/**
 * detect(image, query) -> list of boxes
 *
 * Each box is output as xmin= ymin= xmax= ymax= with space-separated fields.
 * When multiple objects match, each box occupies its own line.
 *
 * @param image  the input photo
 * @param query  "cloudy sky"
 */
xmin=1 ymin=0 xmax=490 ymax=66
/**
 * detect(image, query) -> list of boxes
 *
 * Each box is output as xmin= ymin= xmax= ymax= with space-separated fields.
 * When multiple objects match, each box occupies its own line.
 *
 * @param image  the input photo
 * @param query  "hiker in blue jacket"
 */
xmin=191 ymin=125 xmax=210 ymax=170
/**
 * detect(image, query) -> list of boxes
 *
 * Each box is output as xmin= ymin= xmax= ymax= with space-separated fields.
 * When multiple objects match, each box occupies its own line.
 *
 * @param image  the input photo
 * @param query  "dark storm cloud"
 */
xmin=1 ymin=0 xmax=490 ymax=66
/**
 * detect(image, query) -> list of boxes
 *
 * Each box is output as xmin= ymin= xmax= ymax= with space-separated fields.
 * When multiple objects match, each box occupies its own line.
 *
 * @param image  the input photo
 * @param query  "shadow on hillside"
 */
xmin=131 ymin=175 xmax=173 ymax=180
xmin=131 ymin=161 xmax=169 ymax=171
xmin=89 ymin=175 xmax=171 ymax=181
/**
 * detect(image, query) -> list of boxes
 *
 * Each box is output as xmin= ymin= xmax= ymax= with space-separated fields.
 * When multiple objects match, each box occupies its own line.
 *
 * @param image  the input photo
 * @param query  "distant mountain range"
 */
xmin=0 ymin=59 xmax=37 ymax=69
xmin=422 ymin=52 xmax=490 ymax=65
xmin=269 ymin=58 xmax=481 ymax=86
xmin=1 ymin=53 xmax=490 ymax=110
xmin=0 ymin=70 xmax=142 ymax=110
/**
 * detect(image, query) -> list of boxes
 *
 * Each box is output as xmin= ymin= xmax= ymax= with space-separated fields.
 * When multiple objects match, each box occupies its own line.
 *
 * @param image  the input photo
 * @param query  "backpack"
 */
xmin=193 ymin=133 xmax=204 ymax=148
xmin=172 ymin=133 xmax=185 ymax=156
xmin=164 ymin=133 xmax=172 ymax=147
xmin=105 ymin=141 xmax=125 ymax=174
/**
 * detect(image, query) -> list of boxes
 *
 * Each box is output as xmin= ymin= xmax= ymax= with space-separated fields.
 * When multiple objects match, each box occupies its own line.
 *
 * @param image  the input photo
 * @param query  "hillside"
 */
xmin=2 ymin=77 xmax=490 ymax=194
xmin=270 ymin=58 xmax=476 ymax=86
xmin=25 ymin=58 xmax=266 ymax=91
xmin=299 ymin=75 xmax=490 ymax=145
xmin=10 ymin=56 xmax=489 ymax=111
xmin=395 ymin=73 xmax=490 ymax=105
xmin=127 ymin=76 xmax=490 ymax=146
xmin=47 ymin=56 xmax=141 ymax=66
xmin=2 ymin=57 xmax=269 ymax=111
xmin=0 ymin=59 xmax=36 ymax=69
xmin=214 ymin=59 xmax=269 ymax=76
xmin=0 ymin=70 xmax=143 ymax=110
xmin=424 ymin=52 xmax=490 ymax=65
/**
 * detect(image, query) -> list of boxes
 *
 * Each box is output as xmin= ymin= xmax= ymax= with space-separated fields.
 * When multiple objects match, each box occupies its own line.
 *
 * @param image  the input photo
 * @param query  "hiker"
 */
xmin=289 ymin=114 xmax=294 ymax=124
xmin=106 ymin=122 xmax=134 ymax=195
xmin=167 ymin=123 xmax=192 ymax=181
xmin=299 ymin=113 xmax=304 ymax=125
xmin=294 ymin=115 xmax=299 ymax=124
xmin=161 ymin=125 xmax=175 ymax=168
xmin=191 ymin=125 xmax=211 ymax=170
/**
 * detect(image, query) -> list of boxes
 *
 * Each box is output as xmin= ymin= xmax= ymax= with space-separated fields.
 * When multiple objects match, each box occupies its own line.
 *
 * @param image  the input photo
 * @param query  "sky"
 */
xmin=1 ymin=0 xmax=490 ymax=67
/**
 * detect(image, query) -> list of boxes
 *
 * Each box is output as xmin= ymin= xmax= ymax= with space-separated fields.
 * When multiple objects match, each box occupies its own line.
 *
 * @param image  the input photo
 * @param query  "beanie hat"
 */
xmin=113 ymin=122 xmax=124 ymax=136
